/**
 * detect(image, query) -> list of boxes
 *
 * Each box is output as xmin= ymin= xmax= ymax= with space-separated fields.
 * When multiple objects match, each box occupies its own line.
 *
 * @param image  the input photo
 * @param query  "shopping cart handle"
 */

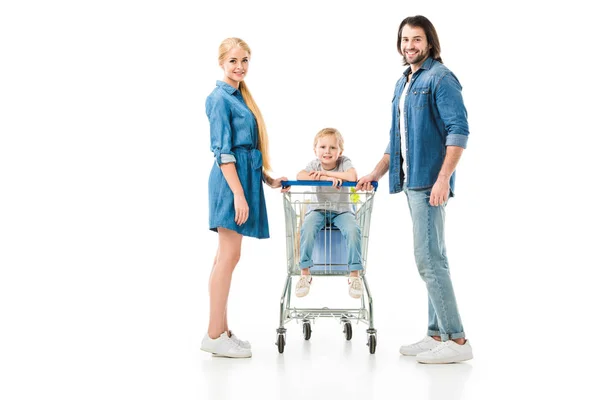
xmin=281 ymin=180 xmax=378 ymax=191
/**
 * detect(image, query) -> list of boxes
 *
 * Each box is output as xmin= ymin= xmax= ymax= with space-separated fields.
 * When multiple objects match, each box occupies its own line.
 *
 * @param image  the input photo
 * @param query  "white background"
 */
xmin=1 ymin=0 xmax=598 ymax=399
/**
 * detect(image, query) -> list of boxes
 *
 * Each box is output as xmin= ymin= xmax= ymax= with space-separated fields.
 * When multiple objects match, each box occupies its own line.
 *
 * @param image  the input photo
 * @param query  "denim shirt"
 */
xmin=385 ymin=57 xmax=469 ymax=194
xmin=205 ymin=80 xmax=262 ymax=169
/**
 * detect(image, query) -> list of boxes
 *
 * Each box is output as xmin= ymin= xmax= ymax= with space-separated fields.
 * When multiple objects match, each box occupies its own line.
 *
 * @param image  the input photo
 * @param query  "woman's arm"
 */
xmin=220 ymin=163 xmax=249 ymax=225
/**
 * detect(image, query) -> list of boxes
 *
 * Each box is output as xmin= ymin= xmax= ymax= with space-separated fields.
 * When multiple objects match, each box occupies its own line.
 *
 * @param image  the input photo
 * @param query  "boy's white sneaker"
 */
xmin=229 ymin=331 xmax=251 ymax=349
xmin=399 ymin=336 xmax=440 ymax=356
xmin=295 ymin=275 xmax=312 ymax=297
xmin=201 ymin=332 xmax=252 ymax=358
xmin=348 ymin=277 xmax=363 ymax=299
xmin=416 ymin=340 xmax=473 ymax=364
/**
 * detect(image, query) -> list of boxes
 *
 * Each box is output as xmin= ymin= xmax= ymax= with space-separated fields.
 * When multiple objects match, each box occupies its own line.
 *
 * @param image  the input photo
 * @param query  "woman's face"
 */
xmin=221 ymin=46 xmax=249 ymax=88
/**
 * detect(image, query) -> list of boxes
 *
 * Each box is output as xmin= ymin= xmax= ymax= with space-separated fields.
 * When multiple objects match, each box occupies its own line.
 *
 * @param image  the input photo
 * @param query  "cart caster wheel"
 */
xmin=343 ymin=322 xmax=352 ymax=340
xmin=277 ymin=334 xmax=285 ymax=353
xmin=303 ymin=322 xmax=312 ymax=340
xmin=368 ymin=334 xmax=376 ymax=354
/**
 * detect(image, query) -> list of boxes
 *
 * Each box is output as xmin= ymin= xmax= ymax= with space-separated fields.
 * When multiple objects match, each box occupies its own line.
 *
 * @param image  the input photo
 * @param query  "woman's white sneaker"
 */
xmin=200 ymin=332 xmax=252 ymax=358
xmin=229 ymin=331 xmax=251 ymax=349
xmin=399 ymin=336 xmax=440 ymax=356
xmin=416 ymin=340 xmax=473 ymax=364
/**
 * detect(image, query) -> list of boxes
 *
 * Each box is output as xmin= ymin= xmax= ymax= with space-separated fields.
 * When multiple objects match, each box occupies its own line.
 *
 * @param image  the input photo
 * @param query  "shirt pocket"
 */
xmin=410 ymin=87 xmax=430 ymax=110
xmin=231 ymin=103 xmax=249 ymax=119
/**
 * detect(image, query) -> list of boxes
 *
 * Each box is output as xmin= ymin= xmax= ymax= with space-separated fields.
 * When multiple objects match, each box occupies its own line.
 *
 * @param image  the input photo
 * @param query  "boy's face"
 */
xmin=314 ymin=135 xmax=342 ymax=170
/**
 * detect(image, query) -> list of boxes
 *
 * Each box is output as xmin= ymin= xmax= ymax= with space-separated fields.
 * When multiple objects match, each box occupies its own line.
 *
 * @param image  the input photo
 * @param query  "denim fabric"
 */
xmin=385 ymin=57 xmax=469 ymax=194
xmin=205 ymin=81 xmax=269 ymax=239
xmin=299 ymin=211 xmax=363 ymax=272
xmin=405 ymin=187 xmax=464 ymax=340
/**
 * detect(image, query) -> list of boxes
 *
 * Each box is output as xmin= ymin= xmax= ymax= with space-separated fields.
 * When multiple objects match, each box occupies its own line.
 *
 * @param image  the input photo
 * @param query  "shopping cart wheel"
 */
xmin=302 ymin=322 xmax=312 ymax=340
xmin=343 ymin=322 xmax=352 ymax=340
xmin=368 ymin=334 xmax=377 ymax=354
xmin=277 ymin=334 xmax=285 ymax=353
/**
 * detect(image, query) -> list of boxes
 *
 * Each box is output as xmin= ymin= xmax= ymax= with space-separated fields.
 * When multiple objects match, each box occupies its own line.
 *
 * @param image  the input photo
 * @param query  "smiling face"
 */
xmin=314 ymin=134 xmax=342 ymax=170
xmin=220 ymin=46 xmax=249 ymax=88
xmin=400 ymin=25 xmax=431 ymax=72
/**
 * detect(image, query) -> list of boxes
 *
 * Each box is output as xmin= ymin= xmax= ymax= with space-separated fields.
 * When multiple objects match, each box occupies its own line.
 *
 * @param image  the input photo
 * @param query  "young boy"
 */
xmin=295 ymin=128 xmax=364 ymax=299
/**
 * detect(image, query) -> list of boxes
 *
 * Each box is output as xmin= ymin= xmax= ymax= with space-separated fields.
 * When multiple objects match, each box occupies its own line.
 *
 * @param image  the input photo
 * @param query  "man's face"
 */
xmin=400 ymin=25 xmax=431 ymax=69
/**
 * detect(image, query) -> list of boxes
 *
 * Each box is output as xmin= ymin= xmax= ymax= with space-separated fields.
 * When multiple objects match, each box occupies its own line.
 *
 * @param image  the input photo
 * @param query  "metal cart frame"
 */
xmin=276 ymin=181 xmax=378 ymax=354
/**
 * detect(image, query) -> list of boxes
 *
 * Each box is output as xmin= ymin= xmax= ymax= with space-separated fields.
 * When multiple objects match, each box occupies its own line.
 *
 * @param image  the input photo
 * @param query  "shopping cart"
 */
xmin=275 ymin=180 xmax=378 ymax=354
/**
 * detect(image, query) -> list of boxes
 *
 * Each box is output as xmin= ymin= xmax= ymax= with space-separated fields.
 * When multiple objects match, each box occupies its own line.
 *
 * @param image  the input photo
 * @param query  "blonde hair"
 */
xmin=218 ymin=37 xmax=271 ymax=172
xmin=313 ymin=127 xmax=344 ymax=151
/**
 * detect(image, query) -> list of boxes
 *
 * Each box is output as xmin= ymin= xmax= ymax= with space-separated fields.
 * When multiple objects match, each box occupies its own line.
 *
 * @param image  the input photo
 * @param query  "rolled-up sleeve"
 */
xmin=384 ymin=142 xmax=391 ymax=155
xmin=437 ymin=72 xmax=469 ymax=149
xmin=206 ymin=96 xmax=236 ymax=165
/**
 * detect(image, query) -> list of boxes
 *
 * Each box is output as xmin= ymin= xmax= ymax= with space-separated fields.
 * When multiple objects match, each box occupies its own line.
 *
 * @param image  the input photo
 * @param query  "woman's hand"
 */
xmin=233 ymin=192 xmax=249 ymax=225
xmin=270 ymin=176 xmax=291 ymax=193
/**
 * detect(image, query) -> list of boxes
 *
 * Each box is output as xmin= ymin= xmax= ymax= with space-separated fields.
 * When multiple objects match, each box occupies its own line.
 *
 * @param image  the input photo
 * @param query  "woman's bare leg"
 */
xmin=208 ymin=249 xmax=230 ymax=333
xmin=207 ymin=228 xmax=242 ymax=338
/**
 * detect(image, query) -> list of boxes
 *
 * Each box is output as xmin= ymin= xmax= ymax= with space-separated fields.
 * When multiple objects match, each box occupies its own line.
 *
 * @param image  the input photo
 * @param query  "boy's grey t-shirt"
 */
xmin=304 ymin=155 xmax=354 ymax=214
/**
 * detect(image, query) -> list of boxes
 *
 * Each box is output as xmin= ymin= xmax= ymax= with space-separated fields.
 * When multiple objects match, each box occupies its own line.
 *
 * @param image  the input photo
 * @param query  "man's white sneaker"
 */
xmin=295 ymin=275 xmax=312 ymax=297
xmin=416 ymin=340 xmax=473 ymax=364
xmin=200 ymin=332 xmax=252 ymax=358
xmin=229 ymin=331 xmax=251 ymax=349
xmin=348 ymin=277 xmax=363 ymax=299
xmin=399 ymin=336 xmax=440 ymax=356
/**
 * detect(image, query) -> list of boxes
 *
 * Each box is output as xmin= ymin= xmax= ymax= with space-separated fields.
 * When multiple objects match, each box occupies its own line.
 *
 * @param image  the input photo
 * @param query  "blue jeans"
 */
xmin=299 ymin=211 xmax=363 ymax=272
xmin=405 ymin=188 xmax=465 ymax=341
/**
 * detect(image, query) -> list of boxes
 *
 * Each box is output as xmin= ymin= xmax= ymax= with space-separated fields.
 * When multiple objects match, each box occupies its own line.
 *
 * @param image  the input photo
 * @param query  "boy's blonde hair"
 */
xmin=313 ymin=127 xmax=344 ymax=151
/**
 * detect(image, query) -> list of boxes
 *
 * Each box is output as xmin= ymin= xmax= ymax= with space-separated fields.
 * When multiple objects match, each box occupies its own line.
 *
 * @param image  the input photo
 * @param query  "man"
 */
xmin=356 ymin=15 xmax=473 ymax=364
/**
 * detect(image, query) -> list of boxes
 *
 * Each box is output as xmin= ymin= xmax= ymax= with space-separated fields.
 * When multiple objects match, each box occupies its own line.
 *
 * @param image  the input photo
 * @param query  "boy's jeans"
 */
xmin=299 ymin=211 xmax=363 ymax=271
xmin=405 ymin=188 xmax=465 ymax=341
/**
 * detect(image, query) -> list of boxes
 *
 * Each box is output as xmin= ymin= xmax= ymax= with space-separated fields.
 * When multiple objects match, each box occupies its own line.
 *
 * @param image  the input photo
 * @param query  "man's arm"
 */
xmin=356 ymin=154 xmax=390 ymax=191
xmin=430 ymin=146 xmax=464 ymax=206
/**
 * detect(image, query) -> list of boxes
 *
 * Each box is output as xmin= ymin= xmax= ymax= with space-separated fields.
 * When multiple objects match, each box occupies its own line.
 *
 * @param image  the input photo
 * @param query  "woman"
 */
xmin=200 ymin=37 xmax=288 ymax=358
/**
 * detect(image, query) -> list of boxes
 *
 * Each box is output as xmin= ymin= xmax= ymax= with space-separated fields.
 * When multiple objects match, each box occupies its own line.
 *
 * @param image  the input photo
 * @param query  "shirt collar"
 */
xmin=402 ymin=56 xmax=435 ymax=78
xmin=216 ymin=80 xmax=238 ymax=95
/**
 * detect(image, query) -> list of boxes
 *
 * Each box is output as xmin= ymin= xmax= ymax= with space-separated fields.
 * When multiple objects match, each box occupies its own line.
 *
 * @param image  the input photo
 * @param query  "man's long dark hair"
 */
xmin=397 ymin=15 xmax=443 ymax=65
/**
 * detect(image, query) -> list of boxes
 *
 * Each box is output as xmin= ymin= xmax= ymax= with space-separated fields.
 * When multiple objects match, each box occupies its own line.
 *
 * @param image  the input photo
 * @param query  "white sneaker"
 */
xmin=399 ymin=336 xmax=440 ymax=356
xmin=416 ymin=340 xmax=473 ymax=364
xmin=229 ymin=331 xmax=251 ymax=349
xmin=295 ymin=275 xmax=312 ymax=297
xmin=201 ymin=332 xmax=252 ymax=358
xmin=348 ymin=277 xmax=363 ymax=299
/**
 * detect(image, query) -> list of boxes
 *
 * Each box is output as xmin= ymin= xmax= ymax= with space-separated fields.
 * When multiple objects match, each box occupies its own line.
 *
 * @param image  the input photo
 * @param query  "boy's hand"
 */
xmin=325 ymin=176 xmax=342 ymax=189
xmin=308 ymin=170 xmax=326 ymax=180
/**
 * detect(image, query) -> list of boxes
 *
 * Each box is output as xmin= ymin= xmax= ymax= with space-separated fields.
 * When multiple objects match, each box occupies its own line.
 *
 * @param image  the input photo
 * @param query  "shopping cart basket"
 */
xmin=275 ymin=180 xmax=378 ymax=354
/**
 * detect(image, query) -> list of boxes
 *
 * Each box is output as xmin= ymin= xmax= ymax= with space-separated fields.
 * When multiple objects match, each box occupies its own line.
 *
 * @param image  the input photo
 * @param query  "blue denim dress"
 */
xmin=205 ymin=81 xmax=269 ymax=239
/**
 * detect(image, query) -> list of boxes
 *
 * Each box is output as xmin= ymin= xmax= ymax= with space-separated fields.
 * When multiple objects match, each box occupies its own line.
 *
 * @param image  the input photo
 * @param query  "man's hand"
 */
xmin=356 ymin=174 xmax=377 ymax=191
xmin=430 ymin=175 xmax=450 ymax=206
